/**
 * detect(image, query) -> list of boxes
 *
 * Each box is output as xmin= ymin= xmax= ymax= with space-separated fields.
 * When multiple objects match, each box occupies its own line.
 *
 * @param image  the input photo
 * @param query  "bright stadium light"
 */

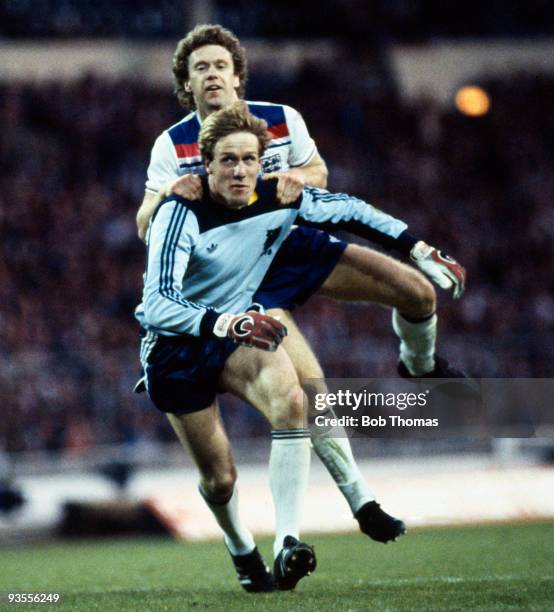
xmin=455 ymin=85 xmax=491 ymax=117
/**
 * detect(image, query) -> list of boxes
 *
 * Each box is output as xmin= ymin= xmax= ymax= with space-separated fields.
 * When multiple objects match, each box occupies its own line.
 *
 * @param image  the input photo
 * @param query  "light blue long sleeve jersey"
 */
xmin=135 ymin=179 xmax=415 ymax=338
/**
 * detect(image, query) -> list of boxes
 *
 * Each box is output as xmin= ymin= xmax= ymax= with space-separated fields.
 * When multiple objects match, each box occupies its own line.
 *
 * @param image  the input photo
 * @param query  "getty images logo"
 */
xmin=314 ymin=389 xmax=431 ymax=411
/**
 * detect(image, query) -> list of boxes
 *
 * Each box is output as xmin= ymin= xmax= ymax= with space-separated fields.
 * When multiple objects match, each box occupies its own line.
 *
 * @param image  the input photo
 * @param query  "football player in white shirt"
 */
xmin=135 ymin=24 xmax=466 ymax=580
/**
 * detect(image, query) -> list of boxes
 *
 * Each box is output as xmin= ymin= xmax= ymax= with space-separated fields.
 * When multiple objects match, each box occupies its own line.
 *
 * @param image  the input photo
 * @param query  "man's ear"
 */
xmin=205 ymin=160 xmax=212 ymax=174
xmin=184 ymin=81 xmax=192 ymax=92
xmin=233 ymin=75 xmax=240 ymax=90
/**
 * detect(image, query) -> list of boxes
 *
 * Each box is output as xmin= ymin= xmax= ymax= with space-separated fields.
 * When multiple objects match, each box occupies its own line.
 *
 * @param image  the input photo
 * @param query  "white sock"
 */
xmin=270 ymin=429 xmax=311 ymax=558
xmin=311 ymin=427 xmax=374 ymax=514
xmin=392 ymin=309 xmax=437 ymax=375
xmin=199 ymin=485 xmax=255 ymax=556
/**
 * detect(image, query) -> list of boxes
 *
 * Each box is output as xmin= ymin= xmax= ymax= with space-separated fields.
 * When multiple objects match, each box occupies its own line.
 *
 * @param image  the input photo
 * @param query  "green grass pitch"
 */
xmin=1 ymin=523 xmax=552 ymax=611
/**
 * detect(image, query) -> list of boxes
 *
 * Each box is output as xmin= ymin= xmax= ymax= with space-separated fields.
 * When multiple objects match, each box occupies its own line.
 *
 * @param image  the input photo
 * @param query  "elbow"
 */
xmin=143 ymin=290 xmax=187 ymax=334
xmin=317 ymin=164 xmax=329 ymax=189
xmin=143 ymin=292 xmax=164 ymax=329
xmin=136 ymin=207 xmax=149 ymax=242
xmin=136 ymin=193 xmax=160 ymax=242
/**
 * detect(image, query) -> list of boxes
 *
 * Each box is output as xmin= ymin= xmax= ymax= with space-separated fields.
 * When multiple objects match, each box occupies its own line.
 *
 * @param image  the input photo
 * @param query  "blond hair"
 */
xmin=199 ymin=101 xmax=270 ymax=161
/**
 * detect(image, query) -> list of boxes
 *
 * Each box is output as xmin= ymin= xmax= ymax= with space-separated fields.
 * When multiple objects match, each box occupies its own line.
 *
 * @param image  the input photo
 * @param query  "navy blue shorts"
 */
xmin=138 ymin=331 xmax=239 ymax=415
xmin=253 ymin=226 xmax=347 ymax=310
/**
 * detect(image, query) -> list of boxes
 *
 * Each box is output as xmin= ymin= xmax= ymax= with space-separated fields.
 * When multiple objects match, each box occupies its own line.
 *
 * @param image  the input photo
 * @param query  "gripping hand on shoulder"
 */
xmin=137 ymin=175 xmax=203 ymax=241
xmin=213 ymin=308 xmax=288 ymax=351
xmin=262 ymin=170 xmax=306 ymax=205
xmin=410 ymin=241 xmax=466 ymax=299
xmin=160 ymin=174 xmax=203 ymax=201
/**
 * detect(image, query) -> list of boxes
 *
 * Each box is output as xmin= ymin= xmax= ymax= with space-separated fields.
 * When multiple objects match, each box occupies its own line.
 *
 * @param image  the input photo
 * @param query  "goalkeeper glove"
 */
xmin=410 ymin=241 xmax=466 ymax=299
xmin=213 ymin=307 xmax=287 ymax=351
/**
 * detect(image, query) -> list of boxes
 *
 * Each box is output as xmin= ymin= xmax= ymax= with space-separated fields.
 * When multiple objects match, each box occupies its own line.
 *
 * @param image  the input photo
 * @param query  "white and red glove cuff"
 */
xmin=410 ymin=241 xmax=466 ymax=299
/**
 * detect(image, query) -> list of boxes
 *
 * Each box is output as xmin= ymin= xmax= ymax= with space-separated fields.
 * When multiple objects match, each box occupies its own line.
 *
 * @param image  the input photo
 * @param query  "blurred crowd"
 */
xmin=2 ymin=1 xmax=553 ymax=40
xmin=1 ymin=66 xmax=553 ymax=454
xmin=0 ymin=0 xmax=184 ymax=38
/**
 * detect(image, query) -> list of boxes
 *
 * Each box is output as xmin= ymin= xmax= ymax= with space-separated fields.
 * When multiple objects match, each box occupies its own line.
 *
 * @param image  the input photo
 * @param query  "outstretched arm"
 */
xmin=297 ymin=187 xmax=466 ymax=298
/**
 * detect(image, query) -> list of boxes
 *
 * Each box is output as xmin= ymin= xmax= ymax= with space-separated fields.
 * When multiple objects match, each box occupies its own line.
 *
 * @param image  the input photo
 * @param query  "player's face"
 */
xmin=206 ymin=132 xmax=261 ymax=209
xmin=186 ymin=45 xmax=240 ymax=117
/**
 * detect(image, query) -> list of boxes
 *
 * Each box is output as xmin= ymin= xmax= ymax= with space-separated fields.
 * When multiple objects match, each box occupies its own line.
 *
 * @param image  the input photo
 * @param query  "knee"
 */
xmin=201 ymin=464 xmax=237 ymax=502
xmin=300 ymin=361 xmax=325 ymax=381
xmin=399 ymin=272 xmax=436 ymax=317
xmin=270 ymin=384 xmax=306 ymax=430
xmin=304 ymin=379 xmax=329 ymax=419
xmin=412 ymin=274 xmax=436 ymax=315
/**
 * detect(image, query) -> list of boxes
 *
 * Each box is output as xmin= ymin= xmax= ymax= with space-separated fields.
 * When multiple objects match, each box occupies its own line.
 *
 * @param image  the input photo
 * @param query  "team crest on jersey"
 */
xmin=262 ymin=154 xmax=283 ymax=173
xmin=262 ymin=227 xmax=282 ymax=256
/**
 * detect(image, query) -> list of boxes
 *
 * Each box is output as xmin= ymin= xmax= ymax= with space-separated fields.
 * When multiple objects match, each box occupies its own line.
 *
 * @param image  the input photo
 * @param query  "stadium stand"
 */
xmin=1 ymin=65 xmax=553 ymax=453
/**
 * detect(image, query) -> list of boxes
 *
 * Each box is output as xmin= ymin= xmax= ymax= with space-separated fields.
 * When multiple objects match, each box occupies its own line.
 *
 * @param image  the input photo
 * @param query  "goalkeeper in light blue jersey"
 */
xmin=134 ymin=101 xmax=467 ymax=592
